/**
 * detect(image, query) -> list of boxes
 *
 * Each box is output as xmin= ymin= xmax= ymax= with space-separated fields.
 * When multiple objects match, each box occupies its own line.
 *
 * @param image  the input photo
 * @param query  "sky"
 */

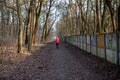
xmin=52 ymin=0 xmax=69 ymax=30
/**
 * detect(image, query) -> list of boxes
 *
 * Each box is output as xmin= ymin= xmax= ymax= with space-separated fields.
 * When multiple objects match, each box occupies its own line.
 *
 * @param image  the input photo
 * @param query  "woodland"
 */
xmin=0 ymin=0 xmax=120 ymax=53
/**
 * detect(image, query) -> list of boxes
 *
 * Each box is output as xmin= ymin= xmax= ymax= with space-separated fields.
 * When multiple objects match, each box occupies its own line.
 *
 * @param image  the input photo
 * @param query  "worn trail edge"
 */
xmin=5 ymin=42 xmax=120 ymax=80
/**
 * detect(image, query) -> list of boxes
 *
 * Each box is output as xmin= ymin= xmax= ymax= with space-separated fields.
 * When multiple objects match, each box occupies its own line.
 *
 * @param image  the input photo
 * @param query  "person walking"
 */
xmin=55 ymin=36 xmax=60 ymax=48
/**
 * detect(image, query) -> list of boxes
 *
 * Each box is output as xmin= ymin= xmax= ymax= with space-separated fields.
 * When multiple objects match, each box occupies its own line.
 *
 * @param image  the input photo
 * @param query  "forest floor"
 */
xmin=0 ymin=42 xmax=120 ymax=80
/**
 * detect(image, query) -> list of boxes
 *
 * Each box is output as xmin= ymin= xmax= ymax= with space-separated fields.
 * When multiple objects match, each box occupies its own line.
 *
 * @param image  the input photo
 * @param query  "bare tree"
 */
xmin=16 ymin=0 xmax=23 ymax=53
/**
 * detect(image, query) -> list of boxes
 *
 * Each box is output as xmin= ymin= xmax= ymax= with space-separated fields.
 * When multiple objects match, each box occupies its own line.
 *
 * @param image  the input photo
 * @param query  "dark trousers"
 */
xmin=56 ymin=43 xmax=59 ymax=48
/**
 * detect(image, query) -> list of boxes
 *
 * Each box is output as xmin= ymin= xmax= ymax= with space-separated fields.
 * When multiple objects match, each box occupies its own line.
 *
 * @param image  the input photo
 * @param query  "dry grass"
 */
xmin=0 ymin=37 xmax=45 ymax=78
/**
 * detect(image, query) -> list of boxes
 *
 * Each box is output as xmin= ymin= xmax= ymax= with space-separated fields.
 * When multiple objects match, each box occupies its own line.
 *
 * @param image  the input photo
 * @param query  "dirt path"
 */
xmin=2 ymin=42 xmax=120 ymax=80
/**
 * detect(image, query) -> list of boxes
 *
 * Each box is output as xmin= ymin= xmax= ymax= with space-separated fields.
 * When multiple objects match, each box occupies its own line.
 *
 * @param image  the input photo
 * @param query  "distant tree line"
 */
xmin=56 ymin=0 xmax=120 ymax=38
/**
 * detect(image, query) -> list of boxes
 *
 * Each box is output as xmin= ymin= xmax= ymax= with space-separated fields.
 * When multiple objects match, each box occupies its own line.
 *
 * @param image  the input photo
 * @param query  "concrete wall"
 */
xmin=64 ymin=33 xmax=120 ymax=65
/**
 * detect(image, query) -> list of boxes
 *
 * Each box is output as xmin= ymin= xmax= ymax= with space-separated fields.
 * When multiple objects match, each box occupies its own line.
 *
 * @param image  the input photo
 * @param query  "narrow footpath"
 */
xmin=7 ymin=42 xmax=120 ymax=80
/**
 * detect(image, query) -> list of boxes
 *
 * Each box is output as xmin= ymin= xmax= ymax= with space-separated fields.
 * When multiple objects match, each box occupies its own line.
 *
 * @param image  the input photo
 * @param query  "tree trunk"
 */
xmin=25 ymin=0 xmax=33 ymax=45
xmin=32 ymin=0 xmax=45 ymax=44
xmin=41 ymin=0 xmax=52 ymax=42
xmin=104 ymin=0 xmax=116 ymax=32
xmin=31 ymin=0 xmax=37 ymax=46
xmin=1 ymin=2 xmax=5 ymax=37
xmin=96 ymin=0 xmax=101 ymax=33
xmin=16 ymin=0 xmax=23 ymax=53
xmin=101 ymin=4 xmax=107 ymax=32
